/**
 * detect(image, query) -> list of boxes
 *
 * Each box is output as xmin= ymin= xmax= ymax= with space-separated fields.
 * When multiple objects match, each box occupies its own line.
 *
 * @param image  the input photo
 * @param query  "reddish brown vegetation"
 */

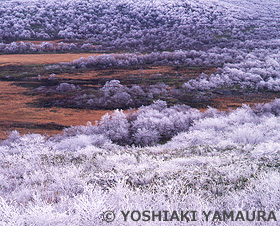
xmin=0 ymin=53 xmax=101 ymax=66
xmin=0 ymin=81 xmax=110 ymax=139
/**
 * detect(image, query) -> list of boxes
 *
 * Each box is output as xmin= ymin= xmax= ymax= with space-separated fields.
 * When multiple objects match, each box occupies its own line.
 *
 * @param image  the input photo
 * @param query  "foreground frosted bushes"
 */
xmin=61 ymin=100 xmax=203 ymax=146
xmin=1 ymin=102 xmax=280 ymax=225
xmin=165 ymin=108 xmax=280 ymax=161
xmin=59 ymin=99 xmax=280 ymax=147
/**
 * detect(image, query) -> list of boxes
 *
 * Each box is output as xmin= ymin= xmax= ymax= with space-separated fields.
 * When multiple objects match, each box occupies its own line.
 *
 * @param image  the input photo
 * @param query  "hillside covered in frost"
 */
xmin=0 ymin=0 xmax=279 ymax=51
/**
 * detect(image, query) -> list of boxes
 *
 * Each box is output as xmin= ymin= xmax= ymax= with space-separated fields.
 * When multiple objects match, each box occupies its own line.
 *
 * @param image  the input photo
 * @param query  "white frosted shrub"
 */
xmin=98 ymin=110 xmax=130 ymax=145
xmin=133 ymin=128 xmax=160 ymax=146
xmin=56 ymin=83 xmax=79 ymax=92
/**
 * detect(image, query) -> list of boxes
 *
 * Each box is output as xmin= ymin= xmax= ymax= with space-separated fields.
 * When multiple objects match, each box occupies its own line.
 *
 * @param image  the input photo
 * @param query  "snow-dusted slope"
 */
xmin=0 ymin=0 xmax=279 ymax=51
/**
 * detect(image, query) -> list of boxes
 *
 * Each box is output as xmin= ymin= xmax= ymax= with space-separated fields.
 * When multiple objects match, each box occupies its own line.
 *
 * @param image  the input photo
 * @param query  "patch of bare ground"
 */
xmin=57 ymin=66 xmax=217 ymax=79
xmin=211 ymin=94 xmax=278 ymax=111
xmin=0 ymin=53 xmax=102 ymax=66
xmin=0 ymin=80 xmax=111 ymax=139
xmin=55 ymin=66 xmax=217 ymax=87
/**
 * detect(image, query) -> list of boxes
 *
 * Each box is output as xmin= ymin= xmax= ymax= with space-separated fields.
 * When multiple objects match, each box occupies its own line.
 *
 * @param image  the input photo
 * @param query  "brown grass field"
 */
xmin=0 ymin=53 xmax=101 ymax=66
xmin=55 ymin=66 xmax=216 ymax=80
xmin=0 ymin=80 xmax=110 ymax=139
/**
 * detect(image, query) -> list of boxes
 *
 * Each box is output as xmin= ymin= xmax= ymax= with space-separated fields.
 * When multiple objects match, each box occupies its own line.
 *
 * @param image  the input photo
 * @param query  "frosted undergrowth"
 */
xmin=1 ymin=101 xmax=280 ymax=225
